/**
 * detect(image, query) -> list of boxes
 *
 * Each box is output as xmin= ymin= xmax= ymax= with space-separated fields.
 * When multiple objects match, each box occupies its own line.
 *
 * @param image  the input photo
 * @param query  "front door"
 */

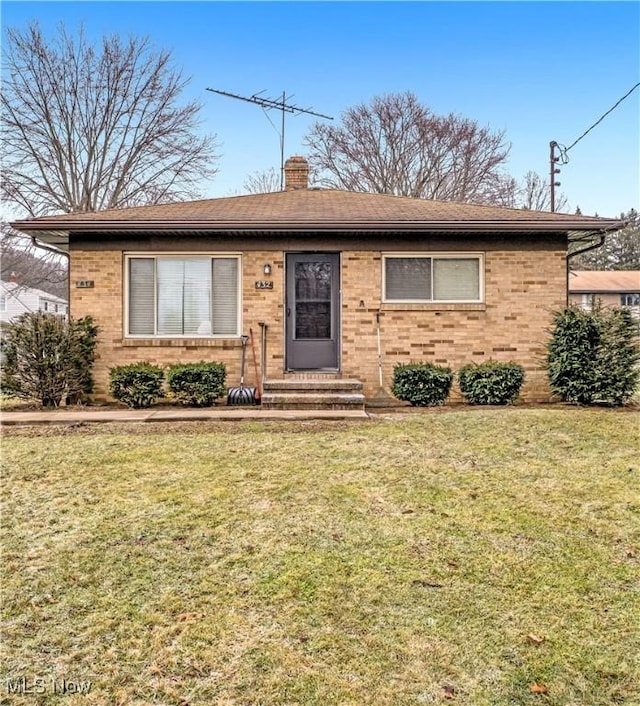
xmin=285 ymin=253 xmax=340 ymax=370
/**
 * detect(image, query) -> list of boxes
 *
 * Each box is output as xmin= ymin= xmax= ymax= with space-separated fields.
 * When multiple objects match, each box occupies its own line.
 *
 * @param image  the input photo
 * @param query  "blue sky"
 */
xmin=2 ymin=1 xmax=639 ymax=217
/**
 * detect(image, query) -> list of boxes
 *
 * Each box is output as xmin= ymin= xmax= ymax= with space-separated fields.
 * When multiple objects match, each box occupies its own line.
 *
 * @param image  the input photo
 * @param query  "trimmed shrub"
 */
xmin=166 ymin=362 xmax=227 ymax=406
xmin=391 ymin=362 xmax=453 ymax=406
xmin=592 ymin=306 xmax=640 ymax=405
xmin=0 ymin=312 xmax=98 ymax=407
xmin=70 ymin=316 xmax=100 ymax=400
xmin=546 ymin=304 xmax=639 ymax=406
xmin=109 ymin=363 xmax=164 ymax=408
xmin=546 ymin=306 xmax=599 ymax=405
xmin=458 ymin=361 xmax=525 ymax=405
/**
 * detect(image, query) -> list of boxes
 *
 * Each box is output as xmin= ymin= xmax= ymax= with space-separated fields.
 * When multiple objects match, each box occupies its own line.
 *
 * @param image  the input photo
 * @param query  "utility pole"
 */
xmin=206 ymin=88 xmax=333 ymax=190
xmin=549 ymin=140 xmax=561 ymax=213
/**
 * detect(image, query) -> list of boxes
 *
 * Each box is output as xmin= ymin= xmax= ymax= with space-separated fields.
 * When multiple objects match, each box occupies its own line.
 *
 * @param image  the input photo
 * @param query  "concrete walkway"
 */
xmin=0 ymin=406 xmax=371 ymax=426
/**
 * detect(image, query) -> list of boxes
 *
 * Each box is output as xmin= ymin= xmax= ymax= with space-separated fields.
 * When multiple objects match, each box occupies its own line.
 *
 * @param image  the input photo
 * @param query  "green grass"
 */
xmin=1 ymin=409 xmax=639 ymax=705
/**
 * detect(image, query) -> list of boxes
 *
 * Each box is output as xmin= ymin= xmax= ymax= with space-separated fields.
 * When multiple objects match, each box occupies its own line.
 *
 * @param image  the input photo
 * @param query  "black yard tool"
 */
xmin=227 ymin=335 xmax=257 ymax=405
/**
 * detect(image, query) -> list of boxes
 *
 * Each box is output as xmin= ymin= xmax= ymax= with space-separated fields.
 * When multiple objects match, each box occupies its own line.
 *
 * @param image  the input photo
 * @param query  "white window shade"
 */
xmin=212 ymin=258 xmax=238 ymax=335
xmin=127 ymin=255 xmax=240 ymax=337
xmin=385 ymin=257 xmax=431 ymax=300
xmin=129 ymin=258 xmax=154 ymax=335
xmin=383 ymin=254 xmax=482 ymax=303
xmin=433 ymin=258 xmax=480 ymax=301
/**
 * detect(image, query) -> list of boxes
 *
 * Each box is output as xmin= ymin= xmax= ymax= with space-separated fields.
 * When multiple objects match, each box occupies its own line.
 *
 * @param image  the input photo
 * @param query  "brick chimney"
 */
xmin=284 ymin=155 xmax=309 ymax=191
xmin=8 ymin=272 xmax=19 ymax=283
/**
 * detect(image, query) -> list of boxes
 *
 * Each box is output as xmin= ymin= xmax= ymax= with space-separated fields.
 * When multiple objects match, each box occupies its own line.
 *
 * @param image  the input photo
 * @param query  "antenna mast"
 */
xmin=206 ymin=88 xmax=333 ymax=190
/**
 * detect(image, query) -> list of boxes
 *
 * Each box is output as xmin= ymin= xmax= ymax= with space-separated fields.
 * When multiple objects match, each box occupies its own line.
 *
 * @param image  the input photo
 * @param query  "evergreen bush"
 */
xmin=0 ymin=312 xmax=98 ymax=407
xmin=109 ymin=363 xmax=164 ymax=408
xmin=458 ymin=361 xmax=525 ymax=405
xmin=166 ymin=362 xmax=226 ymax=406
xmin=391 ymin=362 xmax=453 ymax=406
xmin=546 ymin=304 xmax=639 ymax=406
xmin=70 ymin=316 xmax=100 ymax=400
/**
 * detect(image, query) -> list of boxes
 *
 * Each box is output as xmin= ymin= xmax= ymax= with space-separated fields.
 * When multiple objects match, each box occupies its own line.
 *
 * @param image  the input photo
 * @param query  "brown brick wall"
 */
xmin=69 ymin=238 xmax=566 ymax=403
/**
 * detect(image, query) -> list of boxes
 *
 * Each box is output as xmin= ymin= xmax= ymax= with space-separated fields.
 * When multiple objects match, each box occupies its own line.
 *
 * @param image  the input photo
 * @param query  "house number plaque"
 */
xmin=75 ymin=280 xmax=95 ymax=288
xmin=255 ymin=280 xmax=274 ymax=289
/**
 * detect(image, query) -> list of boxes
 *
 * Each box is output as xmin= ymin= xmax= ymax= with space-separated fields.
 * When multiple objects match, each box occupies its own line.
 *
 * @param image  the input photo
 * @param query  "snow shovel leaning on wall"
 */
xmin=227 ymin=335 xmax=257 ymax=405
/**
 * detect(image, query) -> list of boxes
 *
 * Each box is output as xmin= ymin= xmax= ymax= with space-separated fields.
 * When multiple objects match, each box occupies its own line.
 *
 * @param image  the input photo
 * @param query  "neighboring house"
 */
xmin=0 ymin=276 xmax=68 ymax=330
xmin=11 ymin=156 xmax=623 ymax=404
xmin=569 ymin=270 xmax=640 ymax=318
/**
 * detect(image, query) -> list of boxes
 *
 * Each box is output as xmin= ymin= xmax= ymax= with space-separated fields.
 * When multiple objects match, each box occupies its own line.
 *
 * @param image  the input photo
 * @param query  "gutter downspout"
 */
xmin=30 ymin=236 xmax=69 ymax=259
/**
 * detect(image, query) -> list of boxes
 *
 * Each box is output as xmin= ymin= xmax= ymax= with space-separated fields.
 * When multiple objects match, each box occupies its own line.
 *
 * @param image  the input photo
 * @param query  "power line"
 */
xmin=549 ymin=82 xmax=639 ymax=211
xmin=565 ymin=82 xmax=640 ymax=153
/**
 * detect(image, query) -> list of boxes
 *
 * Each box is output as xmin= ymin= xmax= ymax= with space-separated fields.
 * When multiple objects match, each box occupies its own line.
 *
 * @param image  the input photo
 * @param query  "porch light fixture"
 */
xmin=263 ymin=263 xmax=272 ymax=276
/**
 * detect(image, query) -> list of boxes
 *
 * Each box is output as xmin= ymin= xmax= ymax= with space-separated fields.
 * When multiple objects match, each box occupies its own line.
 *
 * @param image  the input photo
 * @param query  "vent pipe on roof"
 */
xmin=284 ymin=156 xmax=309 ymax=191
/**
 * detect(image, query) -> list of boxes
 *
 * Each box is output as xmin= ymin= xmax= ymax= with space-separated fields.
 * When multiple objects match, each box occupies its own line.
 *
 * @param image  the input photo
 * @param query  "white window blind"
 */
xmin=433 ymin=258 xmax=480 ymax=301
xmin=212 ymin=258 xmax=238 ymax=335
xmin=384 ymin=255 xmax=482 ymax=302
xmin=385 ymin=257 xmax=431 ymax=300
xmin=129 ymin=258 xmax=155 ymax=335
xmin=127 ymin=256 xmax=239 ymax=337
xmin=157 ymin=258 xmax=211 ymax=335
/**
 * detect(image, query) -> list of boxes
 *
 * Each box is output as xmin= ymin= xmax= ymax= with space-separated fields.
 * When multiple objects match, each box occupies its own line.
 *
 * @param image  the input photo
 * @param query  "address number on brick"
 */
xmin=255 ymin=280 xmax=274 ymax=289
xmin=75 ymin=280 xmax=95 ymax=288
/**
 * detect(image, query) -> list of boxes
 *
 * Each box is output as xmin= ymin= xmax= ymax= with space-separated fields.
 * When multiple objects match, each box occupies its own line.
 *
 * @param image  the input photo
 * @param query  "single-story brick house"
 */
xmin=11 ymin=156 xmax=623 ymax=406
xmin=569 ymin=270 xmax=640 ymax=316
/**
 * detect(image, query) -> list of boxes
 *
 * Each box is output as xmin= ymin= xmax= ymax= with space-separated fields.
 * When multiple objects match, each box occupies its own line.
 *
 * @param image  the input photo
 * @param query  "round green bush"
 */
xmin=109 ymin=363 xmax=164 ymax=408
xmin=391 ymin=363 xmax=453 ymax=406
xmin=458 ymin=361 xmax=525 ymax=405
xmin=166 ymin=362 xmax=227 ymax=406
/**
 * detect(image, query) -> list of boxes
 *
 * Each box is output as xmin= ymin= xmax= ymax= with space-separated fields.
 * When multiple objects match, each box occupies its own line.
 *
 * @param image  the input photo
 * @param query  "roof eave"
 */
xmin=11 ymin=217 xmax=624 ymax=244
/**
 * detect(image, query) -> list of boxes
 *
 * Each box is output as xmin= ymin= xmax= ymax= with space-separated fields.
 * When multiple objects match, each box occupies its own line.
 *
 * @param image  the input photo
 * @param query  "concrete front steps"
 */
xmin=261 ymin=379 xmax=365 ymax=411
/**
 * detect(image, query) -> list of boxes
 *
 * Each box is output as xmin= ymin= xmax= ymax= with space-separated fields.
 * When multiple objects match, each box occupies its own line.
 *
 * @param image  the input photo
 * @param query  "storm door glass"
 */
xmin=294 ymin=261 xmax=332 ymax=339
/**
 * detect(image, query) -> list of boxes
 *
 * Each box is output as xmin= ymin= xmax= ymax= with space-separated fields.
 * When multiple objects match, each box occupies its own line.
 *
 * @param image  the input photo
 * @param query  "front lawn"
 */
xmin=1 ymin=409 xmax=638 ymax=705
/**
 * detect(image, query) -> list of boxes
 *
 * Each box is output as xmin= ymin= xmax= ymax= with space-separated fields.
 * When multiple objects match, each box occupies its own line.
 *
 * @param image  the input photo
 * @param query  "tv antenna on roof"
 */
xmin=206 ymin=88 xmax=333 ymax=190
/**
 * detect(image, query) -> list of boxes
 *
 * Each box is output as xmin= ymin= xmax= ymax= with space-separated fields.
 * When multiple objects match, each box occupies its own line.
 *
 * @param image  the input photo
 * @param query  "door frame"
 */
xmin=284 ymin=251 xmax=341 ymax=372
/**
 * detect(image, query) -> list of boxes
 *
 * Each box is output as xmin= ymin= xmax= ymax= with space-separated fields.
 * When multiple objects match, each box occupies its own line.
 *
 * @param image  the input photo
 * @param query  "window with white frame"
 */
xmin=383 ymin=254 xmax=483 ymax=302
xmin=621 ymin=293 xmax=640 ymax=307
xmin=126 ymin=255 xmax=240 ymax=337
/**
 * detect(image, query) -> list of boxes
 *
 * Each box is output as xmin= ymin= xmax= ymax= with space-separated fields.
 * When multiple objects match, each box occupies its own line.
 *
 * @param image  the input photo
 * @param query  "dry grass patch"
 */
xmin=1 ymin=409 xmax=639 ymax=705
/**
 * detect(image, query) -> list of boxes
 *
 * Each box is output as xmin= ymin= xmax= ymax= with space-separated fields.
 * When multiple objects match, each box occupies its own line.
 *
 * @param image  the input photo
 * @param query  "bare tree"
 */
xmin=1 ymin=22 xmax=219 ymax=217
xmin=1 ymin=224 xmax=67 ymax=298
xmin=304 ymin=91 xmax=513 ymax=205
xmin=519 ymin=171 xmax=568 ymax=212
xmin=243 ymin=167 xmax=281 ymax=194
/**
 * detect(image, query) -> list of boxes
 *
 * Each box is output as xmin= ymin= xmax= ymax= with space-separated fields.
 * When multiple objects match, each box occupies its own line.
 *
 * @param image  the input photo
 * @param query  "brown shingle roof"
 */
xmin=11 ymin=189 xmax=624 ymax=245
xmin=569 ymin=270 xmax=640 ymax=293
